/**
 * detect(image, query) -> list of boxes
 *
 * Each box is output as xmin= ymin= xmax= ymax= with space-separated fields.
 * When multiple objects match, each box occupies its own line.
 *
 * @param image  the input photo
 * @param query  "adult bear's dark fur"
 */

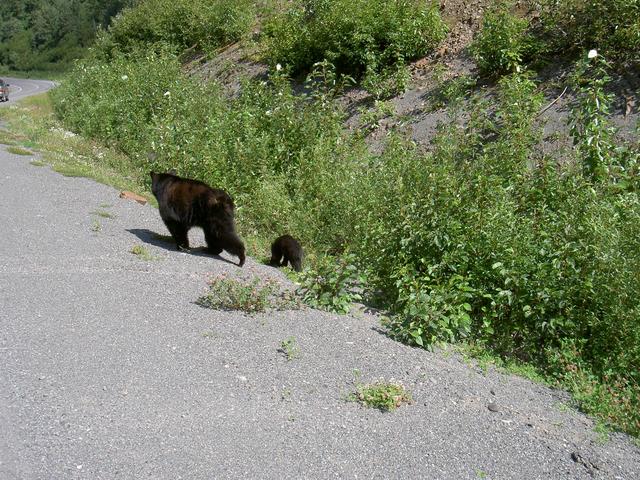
xmin=150 ymin=171 xmax=245 ymax=266
xmin=269 ymin=235 xmax=303 ymax=272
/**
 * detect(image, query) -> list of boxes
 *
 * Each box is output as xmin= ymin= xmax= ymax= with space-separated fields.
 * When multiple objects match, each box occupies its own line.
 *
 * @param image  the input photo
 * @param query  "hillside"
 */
xmin=7 ymin=0 xmax=640 ymax=439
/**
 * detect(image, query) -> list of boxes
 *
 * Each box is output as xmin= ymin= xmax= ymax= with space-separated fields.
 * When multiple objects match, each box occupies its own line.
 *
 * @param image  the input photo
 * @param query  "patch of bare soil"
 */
xmin=184 ymin=41 xmax=268 ymax=96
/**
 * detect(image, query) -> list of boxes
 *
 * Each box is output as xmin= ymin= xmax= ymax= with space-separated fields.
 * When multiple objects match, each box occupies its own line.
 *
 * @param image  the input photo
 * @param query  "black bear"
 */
xmin=269 ymin=235 xmax=303 ymax=272
xmin=150 ymin=171 xmax=245 ymax=267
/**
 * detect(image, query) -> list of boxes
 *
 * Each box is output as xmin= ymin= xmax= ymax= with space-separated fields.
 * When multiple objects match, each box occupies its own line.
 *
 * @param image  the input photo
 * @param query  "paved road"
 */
xmin=0 ymin=78 xmax=57 ymax=105
xmin=1 ymin=86 xmax=640 ymax=480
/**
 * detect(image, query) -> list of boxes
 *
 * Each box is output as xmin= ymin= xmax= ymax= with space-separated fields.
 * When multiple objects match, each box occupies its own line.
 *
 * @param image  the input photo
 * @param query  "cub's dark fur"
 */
xmin=150 ymin=171 xmax=245 ymax=266
xmin=269 ymin=235 xmax=303 ymax=272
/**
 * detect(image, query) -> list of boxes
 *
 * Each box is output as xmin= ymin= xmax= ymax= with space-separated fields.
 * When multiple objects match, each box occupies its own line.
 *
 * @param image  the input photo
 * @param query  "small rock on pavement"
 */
xmin=487 ymin=402 xmax=499 ymax=412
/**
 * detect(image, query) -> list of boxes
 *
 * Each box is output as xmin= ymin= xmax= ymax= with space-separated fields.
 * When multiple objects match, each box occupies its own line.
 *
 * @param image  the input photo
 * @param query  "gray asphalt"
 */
xmin=1 ymin=84 xmax=640 ymax=480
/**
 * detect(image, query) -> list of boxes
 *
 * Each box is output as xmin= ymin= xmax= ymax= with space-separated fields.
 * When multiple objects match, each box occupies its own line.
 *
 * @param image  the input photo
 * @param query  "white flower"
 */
xmin=276 ymin=63 xmax=282 ymax=72
xmin=588 ymin=49 xmax=598 ymax=59
xmin=121 ymin=75 xmax=128 ymax=80
xmin=164 ymin=91 xmax=170 ymax=96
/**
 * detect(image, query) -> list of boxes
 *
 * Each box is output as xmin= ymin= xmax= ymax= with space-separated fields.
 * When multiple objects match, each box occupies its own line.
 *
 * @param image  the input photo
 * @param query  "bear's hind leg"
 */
xmin=221 ymin=232 xmax=246 ymax=267
xmin=165 ymin=220 xmax=189 ymax=250
xmin=204 ymin=229 xmax=223 ymax=255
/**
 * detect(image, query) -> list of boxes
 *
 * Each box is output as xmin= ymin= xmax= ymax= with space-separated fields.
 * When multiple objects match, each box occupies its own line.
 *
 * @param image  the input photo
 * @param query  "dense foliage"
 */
xmin=263 ymin=0 xmax=447 ymax=95
xmin=93 ymin=0 xmax=256 ymax=57
xmin=0 ymin=0 xmax=132 ymax=71
xmin=471 ymin=0 xmax=640 ymax=77
xmin=538 ymin=0 xmax=640 ymax=61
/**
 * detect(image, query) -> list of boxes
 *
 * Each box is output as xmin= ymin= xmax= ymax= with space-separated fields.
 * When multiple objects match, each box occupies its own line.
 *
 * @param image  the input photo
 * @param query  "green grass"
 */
xmin=7 ymin=146 xmax=33 ymax=156
xmin=0 ymin=131 xmax=17 ymax=145
xmin=29 ymin=160 xmax=47 ymax=167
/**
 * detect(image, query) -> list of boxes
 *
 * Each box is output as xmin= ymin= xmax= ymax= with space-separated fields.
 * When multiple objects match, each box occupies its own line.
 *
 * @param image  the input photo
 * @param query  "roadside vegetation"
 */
xmin=2 ymin=0 xmax=639 ymax=436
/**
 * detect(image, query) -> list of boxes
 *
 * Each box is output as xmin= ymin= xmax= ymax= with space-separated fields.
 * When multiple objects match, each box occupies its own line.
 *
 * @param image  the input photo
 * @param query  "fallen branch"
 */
xmin=536 ymin=86 xmax=568 ymax=117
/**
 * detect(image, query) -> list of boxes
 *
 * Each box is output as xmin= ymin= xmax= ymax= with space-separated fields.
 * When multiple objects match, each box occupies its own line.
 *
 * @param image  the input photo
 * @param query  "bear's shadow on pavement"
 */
xmin=126 ymin=228 xmax=237 ymax=266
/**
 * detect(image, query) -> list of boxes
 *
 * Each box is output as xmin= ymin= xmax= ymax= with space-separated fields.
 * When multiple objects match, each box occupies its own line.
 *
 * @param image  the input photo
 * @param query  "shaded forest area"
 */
xmin=0 ymin=0 xmax=133 ymax=72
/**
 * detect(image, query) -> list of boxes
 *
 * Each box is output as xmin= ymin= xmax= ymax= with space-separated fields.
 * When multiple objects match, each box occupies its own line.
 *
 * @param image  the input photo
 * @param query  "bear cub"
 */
xmin=150 ymin=171 xmax=245 ymax=266
xmin=270 ymin=234 xmax=303 ymax=272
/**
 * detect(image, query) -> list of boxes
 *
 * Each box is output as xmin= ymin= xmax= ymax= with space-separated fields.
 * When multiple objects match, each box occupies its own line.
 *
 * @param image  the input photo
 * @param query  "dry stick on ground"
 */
xmin=536 ymin=86 xmax=568 ymax=117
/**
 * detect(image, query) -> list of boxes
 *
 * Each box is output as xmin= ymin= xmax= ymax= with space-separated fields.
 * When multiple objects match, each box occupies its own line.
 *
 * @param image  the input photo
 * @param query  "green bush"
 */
xmin=470 ymin=2 xmax=538 ymax=76
xmin=94 ymin=0 xmax=255 ymax=56
xmin=51 ymin=47 xmax=185 ymax=159
xmin=263 ymin=0 xmax=447 ymax=87
xmin=297 ymin=253 xmax=367 ymax=314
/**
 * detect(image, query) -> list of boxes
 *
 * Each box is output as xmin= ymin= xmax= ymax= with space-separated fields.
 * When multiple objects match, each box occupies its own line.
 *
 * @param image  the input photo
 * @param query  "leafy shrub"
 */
xmin=345 ymin=71 xmax=640 ymax=434
xmin=51 ymin=47 xmax=185 ymax=158
xmin=470 ymin=3 xmax=537 ymax=76
xmin=263 ymin=0 xmax=447 ymax=87
xmin=94 ymin=0 xmax=255 ymax=56
xmin=429 ymin=74 xmax=477 ymax=111
xmin=297 ymin=253 xmax=367 ymax=314
xmin=569 ymin=51 xmax=640 ymax=188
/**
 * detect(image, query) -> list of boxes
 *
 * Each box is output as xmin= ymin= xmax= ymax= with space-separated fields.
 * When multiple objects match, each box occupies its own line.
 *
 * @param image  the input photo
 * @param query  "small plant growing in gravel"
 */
xmin=350 ymin=381 xmax=412 ymax=412
xmin=278 ymin=336 xmax=300 ymax=361
xmin=358 ymin=100 xmax=395 ymax=134
xmin=30 ymin=160 xmax=47 ymax=166
xmin=197 ymin=275 xmax=300 ymax=314
xmin=91 ymin=209 xmax=115 ymax=219
xmin=430 ymin=75 xmax=477 ymax=111
xmin=91 ymin=219 xmax=101 ymax=232
xmin=130 ymin=244 xmax=156 ymax=261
